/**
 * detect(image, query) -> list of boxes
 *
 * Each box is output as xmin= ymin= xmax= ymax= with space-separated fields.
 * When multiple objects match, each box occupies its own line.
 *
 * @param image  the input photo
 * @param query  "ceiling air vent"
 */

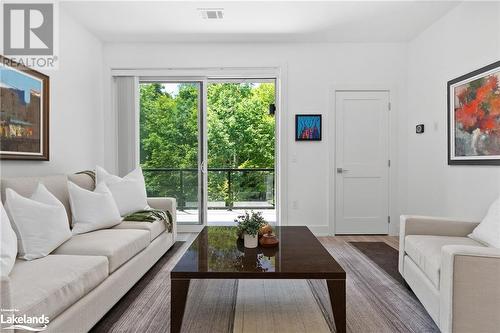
xmin=198 ymin=8 xmax=224 ymax=20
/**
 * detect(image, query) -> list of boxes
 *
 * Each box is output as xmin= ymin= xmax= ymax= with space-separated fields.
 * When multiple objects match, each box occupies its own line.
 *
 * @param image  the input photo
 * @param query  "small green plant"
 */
xmin=235 ymin=210 xmax=266 ymax=237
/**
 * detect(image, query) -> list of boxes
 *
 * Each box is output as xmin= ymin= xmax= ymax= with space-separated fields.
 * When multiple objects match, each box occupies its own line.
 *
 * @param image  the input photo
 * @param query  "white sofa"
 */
xmin=0 ymin=173 xmax=177 ymax=332
xmin=399 ymin=215 xmax=500 ymax=333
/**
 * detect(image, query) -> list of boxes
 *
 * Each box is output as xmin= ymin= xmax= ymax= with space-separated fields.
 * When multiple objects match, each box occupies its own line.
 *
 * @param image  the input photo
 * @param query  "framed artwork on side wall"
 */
xmin=295 ymin=114 xmax=322 ymax=141
xmin=0 ymin=55 xmax=49 ymax=160
xmin=448 ymin=60 xmax=500 ymax=165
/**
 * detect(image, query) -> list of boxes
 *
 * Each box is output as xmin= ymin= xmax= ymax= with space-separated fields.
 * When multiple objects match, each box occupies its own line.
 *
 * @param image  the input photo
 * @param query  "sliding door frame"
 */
xmin=112 ymin=66 xmax=286 ymax=234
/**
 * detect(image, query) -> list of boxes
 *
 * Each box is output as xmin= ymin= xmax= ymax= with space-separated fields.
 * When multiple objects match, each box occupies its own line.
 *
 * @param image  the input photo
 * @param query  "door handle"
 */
xmin=337 ymin=168 xmax=349 ymax=174
xmin=200 ymin=161 xmax=207 ymax=174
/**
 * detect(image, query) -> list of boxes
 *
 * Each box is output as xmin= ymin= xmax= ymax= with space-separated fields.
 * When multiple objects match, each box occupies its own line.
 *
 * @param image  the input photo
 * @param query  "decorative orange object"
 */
xmin=259 ymin=223 xmax=273 ymax=236
xmin=259 ymin=233 xmax=279 ymax=247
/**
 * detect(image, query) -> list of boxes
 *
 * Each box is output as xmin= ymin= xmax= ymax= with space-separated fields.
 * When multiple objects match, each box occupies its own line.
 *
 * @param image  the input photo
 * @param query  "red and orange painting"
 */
xmin=449 ymin=61 xmax=500 ymax=165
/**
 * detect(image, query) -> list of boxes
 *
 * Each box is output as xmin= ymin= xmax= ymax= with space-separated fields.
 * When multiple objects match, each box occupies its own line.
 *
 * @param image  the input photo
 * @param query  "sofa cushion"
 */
xmin=5 ymin=184 xmax=72 ymax=260
xmin=68 ymin=182 xmax=122 ymax=235
xmin=405 ymin=235 xmax=483 ymax=288
xmin=9 ymin=255 xmax=108 ymax=321
xmin=113 ymin=220 xmax=165 ymax=241
xmin=53 ymin=229 xmax=150 ymax=273
xmin=96 ymin=166 xmax=149 ymax=216
xmin=1 ymin=202 xmax=17 ymax=277
xmin=1 ymin=174 xmax=94 ymax=226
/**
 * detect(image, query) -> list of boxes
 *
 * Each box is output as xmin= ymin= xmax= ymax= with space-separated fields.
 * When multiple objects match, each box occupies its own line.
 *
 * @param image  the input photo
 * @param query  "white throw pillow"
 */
xmin=0 ymin=202 xmax=17 ymax=277
xmin=5 ymin=184 xmax=71 ymax=260
xmin=96 ymin=166 xmax=149 ymax=216
xmin=68 ymin=181 xmax=122 ymax=235
xmin=469 ymin=196 xmax=500 ymax=248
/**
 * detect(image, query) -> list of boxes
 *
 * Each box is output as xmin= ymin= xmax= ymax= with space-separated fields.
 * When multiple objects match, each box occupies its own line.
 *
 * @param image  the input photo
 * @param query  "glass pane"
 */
xmin=139 ymin=82 xmax=201 ymax=224
xmin=207 ymin=81 xmax=276 ymax=226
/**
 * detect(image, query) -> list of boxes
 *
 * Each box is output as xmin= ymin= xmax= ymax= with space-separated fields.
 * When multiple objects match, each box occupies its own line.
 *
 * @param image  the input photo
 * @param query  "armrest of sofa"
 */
xmin=147 ymin=197 xmax=177 ymax=241
xmin=439 ymin=245 xmax=500 ymax=333
xmin=398 ymin=215 xmax=479 ymax=274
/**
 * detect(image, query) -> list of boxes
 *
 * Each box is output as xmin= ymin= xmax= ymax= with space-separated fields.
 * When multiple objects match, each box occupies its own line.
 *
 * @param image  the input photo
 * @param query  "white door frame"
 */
xmin=329 ymin=85 xmax=399 ymax=236
xmin=112 ymin=66 xmax=288 ymax=234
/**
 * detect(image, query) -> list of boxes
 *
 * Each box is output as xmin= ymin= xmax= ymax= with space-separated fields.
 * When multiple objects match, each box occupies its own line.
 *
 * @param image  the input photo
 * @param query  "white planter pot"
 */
xmin=243 ymin=233 xmax=258 ymax=248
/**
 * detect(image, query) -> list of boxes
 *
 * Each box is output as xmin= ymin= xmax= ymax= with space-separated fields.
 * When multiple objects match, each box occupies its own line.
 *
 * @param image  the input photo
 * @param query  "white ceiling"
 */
xmin=62 ymin=1 xmax=460 ymax=43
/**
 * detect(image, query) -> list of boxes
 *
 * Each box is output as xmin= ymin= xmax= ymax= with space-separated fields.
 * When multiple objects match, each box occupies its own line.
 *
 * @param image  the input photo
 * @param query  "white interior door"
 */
xmin=335 ymin=91 xmax=390 ymax=234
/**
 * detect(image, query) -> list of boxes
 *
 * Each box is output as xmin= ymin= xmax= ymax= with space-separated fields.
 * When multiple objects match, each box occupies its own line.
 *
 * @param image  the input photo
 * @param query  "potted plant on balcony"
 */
xmin=235 ymin=211 xmax=266 ymax=248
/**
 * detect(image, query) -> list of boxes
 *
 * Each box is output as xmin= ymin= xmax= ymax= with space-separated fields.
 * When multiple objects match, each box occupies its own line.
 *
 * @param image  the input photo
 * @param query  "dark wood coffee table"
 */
xmin=170 ymin=226 xmax=346 ymax=333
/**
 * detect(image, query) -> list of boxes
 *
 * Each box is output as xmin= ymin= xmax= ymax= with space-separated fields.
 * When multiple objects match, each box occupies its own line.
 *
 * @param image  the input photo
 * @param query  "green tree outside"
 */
xmin=140 ymin=82 xmax=275 ymax=209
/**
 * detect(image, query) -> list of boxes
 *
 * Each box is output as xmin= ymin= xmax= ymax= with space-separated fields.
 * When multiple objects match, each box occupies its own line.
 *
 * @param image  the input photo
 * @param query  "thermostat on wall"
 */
xmin=416 ymin=124 xmax=425 ymax=134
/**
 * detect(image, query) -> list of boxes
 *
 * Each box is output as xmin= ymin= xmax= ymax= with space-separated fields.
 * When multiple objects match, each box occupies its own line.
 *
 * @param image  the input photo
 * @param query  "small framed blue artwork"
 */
xmin=295 ymin=114 xmax=322 ymax=141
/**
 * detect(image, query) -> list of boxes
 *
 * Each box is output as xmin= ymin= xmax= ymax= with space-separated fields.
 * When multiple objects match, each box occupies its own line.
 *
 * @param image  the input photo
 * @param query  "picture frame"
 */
xmin=0 ymin=55 xmax=49 ymax=160
xmin=295 ymin=114 xmax=322 ymax=141
xmin=448 ymin=60 xmax=500 ymax=165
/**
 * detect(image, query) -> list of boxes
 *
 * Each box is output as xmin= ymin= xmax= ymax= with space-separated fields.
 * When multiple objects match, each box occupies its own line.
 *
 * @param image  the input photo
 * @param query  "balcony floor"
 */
xmin=177 ymin=208 xmax=277 ymax=226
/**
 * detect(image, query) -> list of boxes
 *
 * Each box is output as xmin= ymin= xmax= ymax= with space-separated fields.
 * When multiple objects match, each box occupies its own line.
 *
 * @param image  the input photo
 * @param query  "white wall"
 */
xmin=0 ymin=8 xmax=104 ymax=177
xmin=103 ymin=42 xmax=408 ymax=234
xmin=10 ymin=3 xmax=497 ymax=234
xmin=406 ymin=2 xmax=500 ymax=219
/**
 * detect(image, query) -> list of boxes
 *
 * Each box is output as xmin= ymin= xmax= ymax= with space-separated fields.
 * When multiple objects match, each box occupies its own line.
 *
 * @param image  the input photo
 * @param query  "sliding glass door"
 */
xmin=138 ymin=77 xmax=278 ymax=228
xmin=206 ymin=79 xmax=276 ymax=226
xmin=139 ymin=80 xmax=205 ymax=225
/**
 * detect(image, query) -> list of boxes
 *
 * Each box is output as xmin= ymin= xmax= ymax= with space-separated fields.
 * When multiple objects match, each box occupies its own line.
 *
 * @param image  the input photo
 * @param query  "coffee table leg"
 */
xmin=171 ymin=278 xmax=190 ymax=333
xmin=326 ymin=279 xmax=346 ymax=333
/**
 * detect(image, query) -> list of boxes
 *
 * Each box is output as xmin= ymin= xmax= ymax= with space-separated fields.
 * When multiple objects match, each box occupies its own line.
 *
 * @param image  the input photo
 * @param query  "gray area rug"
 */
xmin=348 ymin=242 xmax=405 ymax=284
xmin=92 ymin=239 xmax=439 ymax=333
xmin=318 ymin=240 xmax=439 ymax=333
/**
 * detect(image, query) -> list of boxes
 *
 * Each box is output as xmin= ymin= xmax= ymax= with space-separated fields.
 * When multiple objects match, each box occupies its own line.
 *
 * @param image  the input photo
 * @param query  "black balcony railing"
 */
xmin=143 ymin=167 xmax=275 ymax=211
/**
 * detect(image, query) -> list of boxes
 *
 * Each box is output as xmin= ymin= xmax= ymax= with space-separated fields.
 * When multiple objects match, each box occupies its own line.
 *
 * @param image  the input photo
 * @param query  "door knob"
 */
xmin=337 ymin=168 xmax=349 ymax=173
xmin=200 ymin=161 xmax=207 ymax=174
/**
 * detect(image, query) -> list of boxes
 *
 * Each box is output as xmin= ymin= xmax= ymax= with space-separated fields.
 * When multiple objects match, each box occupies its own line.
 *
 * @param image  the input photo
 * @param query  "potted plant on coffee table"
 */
xmin=235 ymin=211 xmax=266 ymax=248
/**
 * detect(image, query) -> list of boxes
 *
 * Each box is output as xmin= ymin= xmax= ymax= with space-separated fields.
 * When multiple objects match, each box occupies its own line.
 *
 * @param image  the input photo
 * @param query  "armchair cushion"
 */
xmin=399 ymin=215 xmax=479 ymax=274
xmin=469 ymin=196 xmax=500 ymax=248
xmin=405 ymin=235 xmax=483 ymax=288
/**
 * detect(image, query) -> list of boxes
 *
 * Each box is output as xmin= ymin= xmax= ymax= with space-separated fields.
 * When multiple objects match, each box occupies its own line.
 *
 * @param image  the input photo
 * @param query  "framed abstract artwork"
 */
xmin=295 ymin=114 xmax=322 ymax=141
xmin=448 ymin=60 xmax=500 ymax=165
xmin=0 ymin=55 xmax=49 ymax=160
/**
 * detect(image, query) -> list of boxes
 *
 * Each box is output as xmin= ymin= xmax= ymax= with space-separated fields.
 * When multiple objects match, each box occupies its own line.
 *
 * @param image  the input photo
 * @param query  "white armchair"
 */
xmin=399 ymin=215 xmax=500 ymax=333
